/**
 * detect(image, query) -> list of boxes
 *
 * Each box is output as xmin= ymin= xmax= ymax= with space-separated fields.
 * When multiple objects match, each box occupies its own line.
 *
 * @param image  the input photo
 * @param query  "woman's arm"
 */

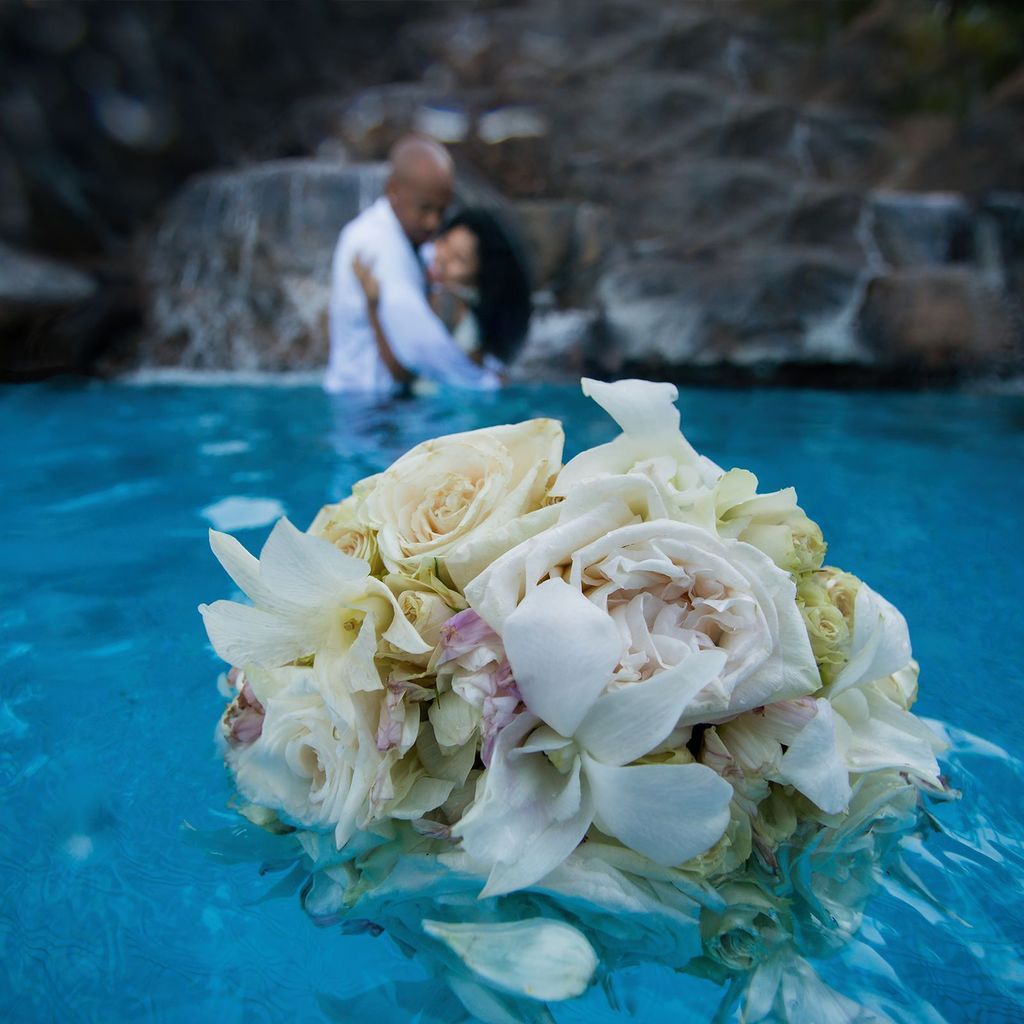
xmin=430 ymin=286 xmax=486 ymax=365
xmin=352 ymin=254 xmax=415 ymax=387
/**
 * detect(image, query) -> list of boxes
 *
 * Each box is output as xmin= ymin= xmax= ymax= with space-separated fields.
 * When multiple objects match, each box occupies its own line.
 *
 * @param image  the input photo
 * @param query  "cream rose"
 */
xmin=227 ymin=664 xmax=380 ymax=847
xmin=714 ymin=468 xmax=826 ymax=574
xmin=467 ymin=514 xmax=820 ymax=726
xmin=796 ymin=568 xmax=860 ymax=683
xmin=308 ymin=496 xmax=382 ymax=574
xmin=359 ymin=419 xmax=564 ymax=585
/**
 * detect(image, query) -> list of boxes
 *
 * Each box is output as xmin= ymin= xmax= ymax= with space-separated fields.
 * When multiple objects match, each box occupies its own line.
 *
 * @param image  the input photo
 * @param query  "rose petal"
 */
xmin=581 ymin=377 xmax=681 ymax=437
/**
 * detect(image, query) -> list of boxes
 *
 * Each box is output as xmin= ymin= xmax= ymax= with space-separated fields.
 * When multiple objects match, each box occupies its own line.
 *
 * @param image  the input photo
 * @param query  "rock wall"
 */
xmin=2 ymin=0 xmax=1023 ymax=384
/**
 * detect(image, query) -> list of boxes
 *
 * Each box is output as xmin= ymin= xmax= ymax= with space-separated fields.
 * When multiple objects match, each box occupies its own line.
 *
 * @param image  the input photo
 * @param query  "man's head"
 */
xmin=385 ymin=135 xmax=455 ymax=248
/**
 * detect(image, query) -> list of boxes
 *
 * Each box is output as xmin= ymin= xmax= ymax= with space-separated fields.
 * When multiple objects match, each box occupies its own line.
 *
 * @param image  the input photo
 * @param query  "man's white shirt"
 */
xmin=324 ymin=197 xmax=500 ymax=393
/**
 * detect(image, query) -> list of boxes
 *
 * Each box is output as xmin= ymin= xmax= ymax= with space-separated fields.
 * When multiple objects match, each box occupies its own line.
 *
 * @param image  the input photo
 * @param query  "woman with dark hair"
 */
xmin=352 ymin=206 xmax=532 ymax=388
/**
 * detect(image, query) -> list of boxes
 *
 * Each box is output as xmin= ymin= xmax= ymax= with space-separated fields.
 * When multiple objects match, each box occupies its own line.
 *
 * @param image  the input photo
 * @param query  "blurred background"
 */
xmin=1 ymin=0 xmax=1022 ymax=388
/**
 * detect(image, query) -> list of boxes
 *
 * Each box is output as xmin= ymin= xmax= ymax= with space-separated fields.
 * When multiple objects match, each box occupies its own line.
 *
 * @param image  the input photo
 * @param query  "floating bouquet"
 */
xmin=199 ymin=379 xmax=950 ymax=1022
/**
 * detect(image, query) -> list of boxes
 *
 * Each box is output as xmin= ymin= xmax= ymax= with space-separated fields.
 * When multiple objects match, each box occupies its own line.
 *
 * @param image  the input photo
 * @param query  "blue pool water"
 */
xmin=1 ymin=380 xmax=1023 ymax=1023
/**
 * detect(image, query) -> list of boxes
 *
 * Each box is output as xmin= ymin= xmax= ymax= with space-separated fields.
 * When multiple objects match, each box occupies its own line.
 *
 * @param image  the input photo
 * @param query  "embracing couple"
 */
xmin=324 ymin=135 xmax=531 ymax=395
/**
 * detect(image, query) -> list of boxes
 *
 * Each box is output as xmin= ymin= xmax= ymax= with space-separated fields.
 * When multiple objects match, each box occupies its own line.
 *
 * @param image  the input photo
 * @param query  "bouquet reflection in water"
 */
xmin=196 ymin=378 xmax=953 ymax=1023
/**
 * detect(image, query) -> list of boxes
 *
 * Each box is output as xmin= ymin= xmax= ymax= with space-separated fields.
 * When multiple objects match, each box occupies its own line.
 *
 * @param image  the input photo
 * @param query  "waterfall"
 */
xmin=804 ymin=200 xmax=885 ymax=362
xmin=723 ymin=36 xmax=749 ymax=91
xmin=140 ymin=160 xmax=389 ymax=371
xmin=787 ymin=120 xmax=815 ymax=179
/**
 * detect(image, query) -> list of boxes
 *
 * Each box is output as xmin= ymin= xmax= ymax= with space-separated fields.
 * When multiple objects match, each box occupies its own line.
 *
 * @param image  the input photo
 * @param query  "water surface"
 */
xmin=1 ymin=381 xmax=1022 ymax=1022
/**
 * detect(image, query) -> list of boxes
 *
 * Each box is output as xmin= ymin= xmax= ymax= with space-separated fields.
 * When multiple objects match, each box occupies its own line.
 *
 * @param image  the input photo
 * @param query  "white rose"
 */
xmin=359 ymin=418 xmax=564 ymax=585
xmin=308 ymin=495 xmax=382 ymax=574
xmin=714 ymin=468 xmax=826 ymax=574
xmin=467 ymin=515 xmax=820 ymax=726
xmin=227 ymin=665 xmax=380 ymax=847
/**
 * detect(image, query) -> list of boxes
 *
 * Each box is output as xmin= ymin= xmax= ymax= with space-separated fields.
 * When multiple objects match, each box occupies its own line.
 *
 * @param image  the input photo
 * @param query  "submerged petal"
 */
xmin=502 ymin=578 xmax=622 ymax=737
xmin=422 ymin=918 xmax=598 ymax=1001
xmin=584 ymin=757 xmax=733 ymax=865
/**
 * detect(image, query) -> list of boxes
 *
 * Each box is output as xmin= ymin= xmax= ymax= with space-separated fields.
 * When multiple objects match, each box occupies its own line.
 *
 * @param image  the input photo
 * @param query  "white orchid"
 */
xmin=713 ymin=583 xmax=943 ymax=815
xmin=199 ymin=518 xmax=429 ymax=708
xmin=778 ymin=581 xmax=942 ymax=811
xmin=549 ymin=378 xmax=723 ymax=518
xmin=454 ymin=578 xmax=734 ymax=896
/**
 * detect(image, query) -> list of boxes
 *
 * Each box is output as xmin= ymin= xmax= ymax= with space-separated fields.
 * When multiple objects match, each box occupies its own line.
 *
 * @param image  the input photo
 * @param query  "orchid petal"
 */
xmin=778 ymin=698 xmax=852 ymax=814
xmin=422 ymin=918 xmax=597 ymax=1001
xmin=502 ymin=578 xmax=621 ymax=737
xmin=833 ymin=687 xmax=943 ymax=784
xmin=454 ymin=714 xmax=593 ymax=897
xmin=342 ymin=611 xmax=385 ymax=692
xmin=208 ymin=529 xmax=266 ymax=603
xmin=516 ymin=724 xmax=574 ymax=755
xmin=458 ymin=754 xmax=591 ymax=898
xmin=478 ymin=792 xmax=592 ymax=898
xmin=581 ymin=377 xmax=681 ymax=437
xmin=584 ymin=757 xmax=733 ymax=866
xmin=577 ymin=650 xmax=727 ymax=766
xmin=259 ymin=518 xmax=369 ymax=607
xmin=199 ymin=600 xmax=315 ymax=668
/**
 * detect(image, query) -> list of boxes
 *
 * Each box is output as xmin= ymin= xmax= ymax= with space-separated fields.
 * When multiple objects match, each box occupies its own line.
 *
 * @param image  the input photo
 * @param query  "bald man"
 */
xmin=324 ymin=135 xmax=499 ymax=393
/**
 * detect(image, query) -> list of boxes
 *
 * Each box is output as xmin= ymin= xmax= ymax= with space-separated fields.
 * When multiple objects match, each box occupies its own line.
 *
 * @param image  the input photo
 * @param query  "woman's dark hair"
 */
xmin=440 ymin=207 xmax=532 ymax=364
